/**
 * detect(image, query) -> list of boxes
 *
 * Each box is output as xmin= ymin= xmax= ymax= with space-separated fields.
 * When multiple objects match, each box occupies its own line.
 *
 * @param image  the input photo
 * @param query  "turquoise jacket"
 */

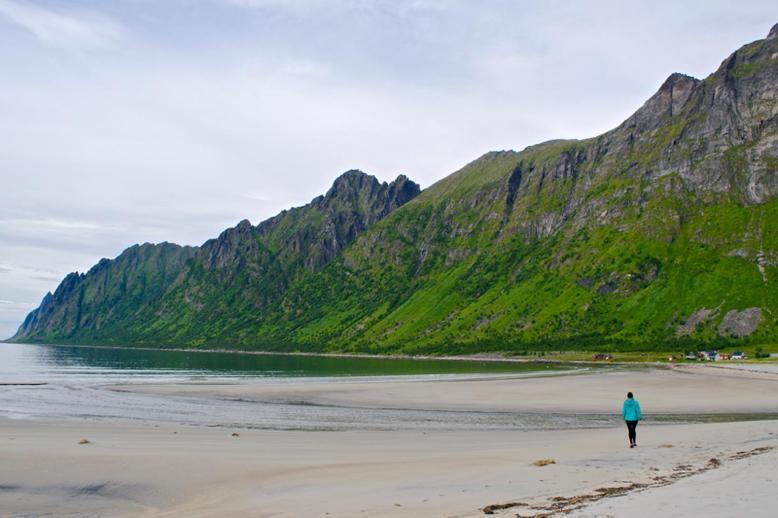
xmin=622 ymin=398 xmax=642 ymax=421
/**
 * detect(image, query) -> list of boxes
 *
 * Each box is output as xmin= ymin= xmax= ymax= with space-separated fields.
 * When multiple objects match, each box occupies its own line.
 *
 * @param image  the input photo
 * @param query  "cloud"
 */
xmin=0 ymin=299 xmax=38 ymax=311
xmin=0 ymin=217 xmax=122 ymax=257
xmin=0 ymin=0 xmax=123 ymax=51
xmin=1 ymin=218 xmax=118 ymax=232
xmin=0 ymin=263 xmax=67 ymax=280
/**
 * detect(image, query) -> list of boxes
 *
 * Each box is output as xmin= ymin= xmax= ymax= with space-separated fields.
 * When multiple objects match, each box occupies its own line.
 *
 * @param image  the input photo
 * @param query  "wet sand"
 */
xmin=1 ymin=364 xmax=777 ymax=516
xmin=113 ymin=363 xmax=778 ymax=414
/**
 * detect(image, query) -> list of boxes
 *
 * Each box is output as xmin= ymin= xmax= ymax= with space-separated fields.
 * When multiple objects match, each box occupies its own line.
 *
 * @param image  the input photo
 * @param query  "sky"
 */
xmin=0 ymin=0 xmax=776 ymax=338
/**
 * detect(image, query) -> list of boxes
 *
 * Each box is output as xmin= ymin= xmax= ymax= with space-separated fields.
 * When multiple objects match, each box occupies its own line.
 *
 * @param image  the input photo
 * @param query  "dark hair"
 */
xmin=627 ymin=392 xmax=633 ymax=399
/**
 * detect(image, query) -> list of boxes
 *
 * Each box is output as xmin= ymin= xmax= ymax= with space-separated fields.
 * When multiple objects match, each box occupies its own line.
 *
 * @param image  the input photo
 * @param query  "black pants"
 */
xmin=626 ymin=420 xmax=638 ymax=444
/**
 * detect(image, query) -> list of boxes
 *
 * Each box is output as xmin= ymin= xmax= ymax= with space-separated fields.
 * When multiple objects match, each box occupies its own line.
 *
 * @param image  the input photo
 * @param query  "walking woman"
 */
xmin=622 ymin=392 xmax=642 ymax=448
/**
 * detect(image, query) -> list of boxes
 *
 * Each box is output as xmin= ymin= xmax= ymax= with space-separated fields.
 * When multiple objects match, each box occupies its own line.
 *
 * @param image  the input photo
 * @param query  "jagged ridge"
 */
xmin=12 ymin=171 xmax=420 ymax=344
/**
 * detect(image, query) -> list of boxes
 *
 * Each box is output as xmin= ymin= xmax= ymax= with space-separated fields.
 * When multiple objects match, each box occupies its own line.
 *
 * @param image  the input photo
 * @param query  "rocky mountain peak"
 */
xmin=201 ymin=169 xmax=420 ymax=273
xmin=235 ymin=219 xmax=253 ymax=231
xmin=623 ymin=72 xmax=700 ymax=135
xmin=768 ymin=22 xmax=778 ymax=40
xmin=202 ymin=219 xmax=257 ymax=269
xmin=327 ymin=169 xmax=377 ymax=196
xmin=658 ymin=72 xmax=699 ymax=94
xmin=319 ymin=169 xmax=420 ymax=211
xmin=391 ymin=173 xmax=412 ymax=186
xmin=386 ymin=174 xmax=421 ymax=205
xmin=291 ymin=170 xmax=420 ymax=269
xmin=656 ymin=72 xmax=700 ymax=115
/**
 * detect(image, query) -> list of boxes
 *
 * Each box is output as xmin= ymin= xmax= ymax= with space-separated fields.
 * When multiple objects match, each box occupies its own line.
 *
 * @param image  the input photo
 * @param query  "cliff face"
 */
xmin=12 ymin=25 xmax=778 ymax=352
xmin=200 ymin=171 xmax=421 ymax=274
xmin=253 ymin=171 xmax=421 ymax=271
xmin=143 ymin=171 xmax=421 ymax=347
xmin=14 ymin=243 xmax=198 ymax=340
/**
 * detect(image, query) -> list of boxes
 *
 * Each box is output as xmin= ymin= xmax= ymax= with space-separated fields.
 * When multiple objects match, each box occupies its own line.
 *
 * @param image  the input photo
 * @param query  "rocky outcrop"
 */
xmin=718 ymin=308 xmax=763 ymax=337
xmin=203 ymin=219 xmax=256 ymax=270
xmin=623 ymin=72 xmax=701 ymax=133
xmin=198 ymin=170 xmax=421 ymax=273
xmin=255 ymin=171 xmax=420 ymax=271
xmin=676 ymin=308 xmax=717 ymax=337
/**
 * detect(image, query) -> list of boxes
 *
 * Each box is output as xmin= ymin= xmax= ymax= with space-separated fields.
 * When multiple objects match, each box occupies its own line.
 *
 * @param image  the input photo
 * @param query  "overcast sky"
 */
xmin=0 ymin=1 xmax=775 ymax=338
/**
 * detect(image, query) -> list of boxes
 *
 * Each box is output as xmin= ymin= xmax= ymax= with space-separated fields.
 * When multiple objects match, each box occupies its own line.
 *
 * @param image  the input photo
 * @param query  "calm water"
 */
xmin=0 ymin=342 xmax=575 ymax=382
xmin=3 ymin=343 xmax=766 ymax=432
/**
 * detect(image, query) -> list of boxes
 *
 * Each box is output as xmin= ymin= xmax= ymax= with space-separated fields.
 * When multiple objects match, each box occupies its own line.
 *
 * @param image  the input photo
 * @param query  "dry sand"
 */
xmin=1 ymin=364 xmax=777 ymax=517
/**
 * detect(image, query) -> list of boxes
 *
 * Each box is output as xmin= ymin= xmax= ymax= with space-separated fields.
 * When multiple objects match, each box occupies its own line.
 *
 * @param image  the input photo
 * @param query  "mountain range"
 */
xmin=11 ymin=24 xmax=778 ymax=354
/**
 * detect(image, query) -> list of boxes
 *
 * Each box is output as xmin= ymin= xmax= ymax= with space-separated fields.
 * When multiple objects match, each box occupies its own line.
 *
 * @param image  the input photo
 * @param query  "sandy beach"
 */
xmin=1 ymin=364 xmax=778 ymax=517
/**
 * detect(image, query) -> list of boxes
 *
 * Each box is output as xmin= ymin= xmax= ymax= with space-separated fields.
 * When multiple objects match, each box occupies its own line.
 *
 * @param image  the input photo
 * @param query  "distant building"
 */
xmin=699 ymin=350 xmax=718 ymax=361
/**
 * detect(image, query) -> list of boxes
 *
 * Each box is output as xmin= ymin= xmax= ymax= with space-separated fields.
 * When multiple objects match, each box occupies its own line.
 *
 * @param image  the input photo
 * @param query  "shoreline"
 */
xmin=1 ymin=340 xmax=564 ymax=364
xmin=0 ymin=340 xmax=671 ymax=366
xmin=6 ymin=340 xmax=776 ymax=368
